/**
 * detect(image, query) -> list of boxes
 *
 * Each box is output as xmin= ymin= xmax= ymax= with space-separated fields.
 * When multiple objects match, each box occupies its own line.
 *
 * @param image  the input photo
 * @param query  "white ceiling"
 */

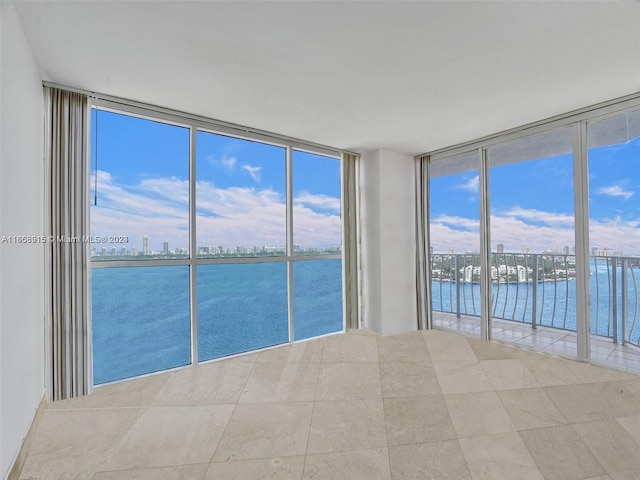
xmin=13 ymin=1 xmax=640 ymax=155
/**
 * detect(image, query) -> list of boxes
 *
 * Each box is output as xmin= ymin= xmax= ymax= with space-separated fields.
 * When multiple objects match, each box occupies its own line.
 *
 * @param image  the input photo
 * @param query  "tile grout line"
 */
xmin=205 ymin=356 xmax=258 ymax=468
xmin=300 ymin=339 xmax=324 ymax=479
xmin=375 ymin=336 xmax=394 ymax=480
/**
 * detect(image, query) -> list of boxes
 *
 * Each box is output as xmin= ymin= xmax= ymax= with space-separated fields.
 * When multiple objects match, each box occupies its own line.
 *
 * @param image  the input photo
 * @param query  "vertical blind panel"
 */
xmin=415 ymin=155 xmax=431 ymax=330
xmin=46 ymin=87 xmax=92 ymax=400
xmin=342 ymin=152 xmax=360 ymax=330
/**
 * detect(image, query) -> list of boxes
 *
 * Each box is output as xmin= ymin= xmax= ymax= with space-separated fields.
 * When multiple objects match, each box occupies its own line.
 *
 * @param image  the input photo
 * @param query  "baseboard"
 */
xmin=6 ymin=392 xmax=48 ymax=480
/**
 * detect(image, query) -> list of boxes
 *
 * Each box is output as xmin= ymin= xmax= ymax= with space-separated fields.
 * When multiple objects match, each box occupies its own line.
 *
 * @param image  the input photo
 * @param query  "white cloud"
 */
xmin=430 ymin=222 xmax=480 ymax=253
xmin=489 ymin=214 xmax=574 ymax=253
xmin=94 ymin=171 xmax=188 ymax=219
xmin=432 ymin=214 xmax=479 ymax=231
xmin=294 ymin=192 xmax=341 ymax=213
xmin=431 ymin=212 xmax=575 ymax=254
xmin=501 ymin=207 xmax=574 ymax=227
xmin=455 ymin=175 xmax=479 ymax=193
xmin=221 ymin=156 xmax=237 ymax=172
xmin=91 ymin=171 xmax=340 ymax=252
xmin=242 ymin=164 xmax=262 ymax=183
xmin=292 ymin=205 xmax=341 ymax=247
xmin=208 ymin=154 xmax=237 ymax=173
xmin=431 ymin=207 xmax=640 ymax=256
xmin=597 ymin=185 xmax=633 ymax=200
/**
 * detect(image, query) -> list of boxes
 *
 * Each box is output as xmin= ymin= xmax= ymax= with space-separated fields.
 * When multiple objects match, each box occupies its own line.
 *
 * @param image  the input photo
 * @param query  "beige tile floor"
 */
xmin=19 ymin=328 xmax=640 ymax=480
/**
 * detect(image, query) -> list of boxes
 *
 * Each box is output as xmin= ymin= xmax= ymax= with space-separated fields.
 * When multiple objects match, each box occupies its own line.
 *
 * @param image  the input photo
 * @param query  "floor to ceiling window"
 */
xmin=487 ymin=128 xmax=576 ymax=355
xmin=423 ymin=96 xmax=640 ymax=370
xmin=195 ymin=131 xmax=289 ymax=362
xmin=587 ymin=109 xmax=640 ymax=367
xmin=292 ymin=150 xmax=343 ymax=340
xmin=429 ymin=150 xmax=481 ymax=337
xmin=91 ymin=104 xmax=344 ymax=385
xmin=90 ymin=110 xmax=191 ymax=384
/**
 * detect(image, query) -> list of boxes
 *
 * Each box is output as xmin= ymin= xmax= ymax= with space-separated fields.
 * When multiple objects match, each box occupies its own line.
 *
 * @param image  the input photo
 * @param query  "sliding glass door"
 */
xmin=429 ymin=151 xmax=482 ymax=337
xmin=425 ymin=98 xmax=640 ymax=370
xmin=587 ymin=110 xmax=640 ymax=367
xmin=487 ymin=128 xmax=576 ymax=355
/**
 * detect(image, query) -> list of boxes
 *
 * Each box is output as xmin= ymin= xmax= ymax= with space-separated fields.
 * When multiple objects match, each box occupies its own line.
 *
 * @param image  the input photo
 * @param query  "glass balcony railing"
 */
xmin=431 ymin=252 xmax=640 ymax=347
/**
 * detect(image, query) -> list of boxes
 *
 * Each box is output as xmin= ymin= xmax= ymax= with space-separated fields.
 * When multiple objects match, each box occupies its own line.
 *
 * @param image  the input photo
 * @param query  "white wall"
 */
xmin=360 ymin=149 xmax=417 ymax=336
xmin=0 ymin=2 xmax=46 ymax=478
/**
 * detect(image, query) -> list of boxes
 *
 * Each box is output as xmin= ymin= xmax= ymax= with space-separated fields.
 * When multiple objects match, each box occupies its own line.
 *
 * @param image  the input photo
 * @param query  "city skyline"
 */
xmin=90 ymin=232 xmax=341 ymax=258
xmin=90 ymin=110 xmax=342 ymax=254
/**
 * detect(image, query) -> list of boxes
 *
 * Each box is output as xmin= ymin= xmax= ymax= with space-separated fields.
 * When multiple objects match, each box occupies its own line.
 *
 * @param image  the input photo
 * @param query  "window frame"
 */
xmin=90 ymin=98 xmax=345 ymax=382
xmin=421 ymin=92 xmax=640 ymax=363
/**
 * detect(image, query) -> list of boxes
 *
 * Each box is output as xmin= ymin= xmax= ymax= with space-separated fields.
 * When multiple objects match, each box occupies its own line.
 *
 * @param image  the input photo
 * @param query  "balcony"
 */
xmin=431 ymin=252 xmax=640 ymax=371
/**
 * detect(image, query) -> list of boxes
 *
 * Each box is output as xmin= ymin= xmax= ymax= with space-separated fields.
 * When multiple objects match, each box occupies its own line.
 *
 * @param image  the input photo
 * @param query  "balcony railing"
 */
xmin=431 ymin=253 xmax=640 ymax=347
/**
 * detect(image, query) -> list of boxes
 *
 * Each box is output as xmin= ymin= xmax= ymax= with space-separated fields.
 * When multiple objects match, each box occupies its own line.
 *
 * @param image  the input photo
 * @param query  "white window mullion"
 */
xmin=573 ymin=120 xmax=591 ymax=361
xmin=479 ymin=147 xmax=492 ymax=341
xmin=286 ymin=146 xmax=295 ymax=343
xmin=189 ymin=126 xmax=198 ymax=366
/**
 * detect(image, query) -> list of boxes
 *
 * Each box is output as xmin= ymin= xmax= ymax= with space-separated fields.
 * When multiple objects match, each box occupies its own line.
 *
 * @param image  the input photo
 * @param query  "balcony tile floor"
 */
xmin=434 ymin=311 xmax=640 ymax=372
xmin=19 ymin=328 xmax=640 ymax=480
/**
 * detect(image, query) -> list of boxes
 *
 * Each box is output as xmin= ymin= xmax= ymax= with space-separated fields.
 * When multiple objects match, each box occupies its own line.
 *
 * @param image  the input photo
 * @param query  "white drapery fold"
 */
xmin=342 ymin=152 xmax=360 ymax=330
xmin=44 ymin=87 xmax=92 ymax=401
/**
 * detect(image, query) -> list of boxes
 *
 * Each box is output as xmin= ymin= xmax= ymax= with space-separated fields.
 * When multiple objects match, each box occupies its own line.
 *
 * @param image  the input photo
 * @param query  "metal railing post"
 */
xmin=532 ymin=254 xmax=538 ymax=329
xmin=622 ymin=258 xmax=628 ymax=345
xmin=455 ymin=255 xmax=461 ymax=318
xmin=612 ymin=257 xmax=618 ymax=344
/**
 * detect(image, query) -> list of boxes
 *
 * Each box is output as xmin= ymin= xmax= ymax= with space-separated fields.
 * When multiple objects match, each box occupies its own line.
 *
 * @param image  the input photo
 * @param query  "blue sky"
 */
xmin=430 ymin=135 xmax=640 ymax=255
xmin=90 ymin=109 xmax=341 ymax=253
xmin=92 ymin=109 xmax=640 ymax=257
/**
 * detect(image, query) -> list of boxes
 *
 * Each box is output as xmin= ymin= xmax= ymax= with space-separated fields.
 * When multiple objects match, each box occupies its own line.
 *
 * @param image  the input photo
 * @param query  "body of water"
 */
xmin=92 ymin=259 xmax=343 ymax=384
xmin=94 ymin=256 xmax=640 ymax=385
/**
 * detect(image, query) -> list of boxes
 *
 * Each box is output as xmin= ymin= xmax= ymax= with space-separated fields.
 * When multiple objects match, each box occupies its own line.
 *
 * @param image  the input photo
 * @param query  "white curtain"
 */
xmin=342 ymin=152 xmax=360 ymax=330
xmin=415 ymin=155 xmax=431 ymax=330
xmin=44 ymin=87 xmax=92 ymax=400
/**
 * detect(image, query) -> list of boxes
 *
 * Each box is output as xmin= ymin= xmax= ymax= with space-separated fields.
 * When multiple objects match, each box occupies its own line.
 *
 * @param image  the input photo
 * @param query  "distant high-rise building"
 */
xmin=564 ymin=246 xmax=570 ymax=254
xmin=163 ymin=242 xmax=169 ymax=254
xmin=143 ymin=235 xmax=149 ymax=255
xmin=497 ymin=244 xmax=504 ymax=253
xmin=121 ymin=247 xmax=127 ymax=255
xmin=132 ymin=247 xmax=138 ymax=256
